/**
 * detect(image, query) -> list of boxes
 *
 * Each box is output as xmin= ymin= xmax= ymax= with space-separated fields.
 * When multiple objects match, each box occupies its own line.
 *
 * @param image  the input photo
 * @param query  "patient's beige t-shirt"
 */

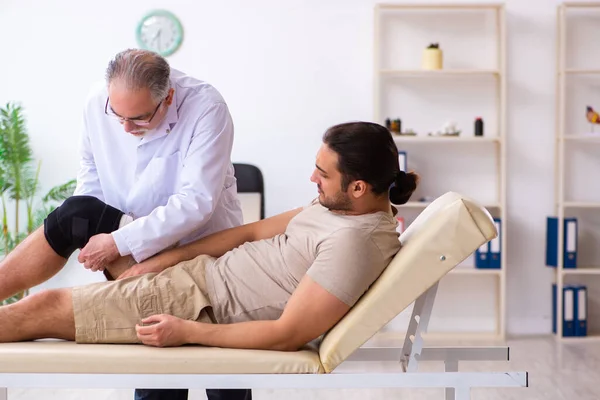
xmin=204 ymin=202 xmax=401 ymax=324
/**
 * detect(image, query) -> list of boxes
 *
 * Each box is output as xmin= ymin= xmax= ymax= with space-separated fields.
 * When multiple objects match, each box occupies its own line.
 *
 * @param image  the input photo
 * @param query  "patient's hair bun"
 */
xmin=389 ymin=171 xmax=419 ymax=205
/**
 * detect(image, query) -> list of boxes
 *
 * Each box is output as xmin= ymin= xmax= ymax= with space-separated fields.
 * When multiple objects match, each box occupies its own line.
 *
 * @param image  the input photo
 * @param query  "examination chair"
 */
xmin=0 ymin=192 xmax=528 ymax=400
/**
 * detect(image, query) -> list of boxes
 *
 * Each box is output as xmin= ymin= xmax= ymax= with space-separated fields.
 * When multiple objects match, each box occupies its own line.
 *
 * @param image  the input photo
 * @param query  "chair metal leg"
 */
xmin=453 ymin=387 xmax=470 ymax=400
xmin=444 ymin=359 xmax=459 ymax=400
xmin=401 ymin=282 xmax=439 ymax=372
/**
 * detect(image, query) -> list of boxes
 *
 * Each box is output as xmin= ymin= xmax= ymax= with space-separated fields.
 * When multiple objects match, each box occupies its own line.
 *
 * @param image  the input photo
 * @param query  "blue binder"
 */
xmin=398 ymin=151 xmax=407 ymax=172
xmin=546 ymin=217 xmax=578 ymax=268
xmin=552 ymin=284 xmax=576 ymax=337
xmin=552 ymin=284 xmax=557 ymax=334
xmin=488 ymin=218 xmax=501 ymax=269
xmin=474 ymin=242 xmax=490 ymax=268
xmin=564 ymin=286 xmax=576 ymax=336
xmin=574 ymin=285 xmax=588 ymax=337
xmin=565 ymin=219 xmax=578 ymax=268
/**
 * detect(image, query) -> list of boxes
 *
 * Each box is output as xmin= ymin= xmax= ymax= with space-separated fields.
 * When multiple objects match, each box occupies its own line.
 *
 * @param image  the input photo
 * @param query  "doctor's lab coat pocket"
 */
xmin=145 ymin=151 xmax=182 ymax=205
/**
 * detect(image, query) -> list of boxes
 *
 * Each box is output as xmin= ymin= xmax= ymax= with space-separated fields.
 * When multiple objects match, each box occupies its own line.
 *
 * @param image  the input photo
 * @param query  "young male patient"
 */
xmin=0 ymin=121 xmax=418 ymax=350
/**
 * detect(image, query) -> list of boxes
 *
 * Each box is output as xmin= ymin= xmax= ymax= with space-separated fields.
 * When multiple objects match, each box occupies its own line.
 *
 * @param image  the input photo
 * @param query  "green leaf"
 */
xmin=1 ymin=295 xmax=20 ymax=305
xmin=0 ymin=103 xmax=33 ymax=201
xmin=42 ymin=179 xmax=77 ymax=203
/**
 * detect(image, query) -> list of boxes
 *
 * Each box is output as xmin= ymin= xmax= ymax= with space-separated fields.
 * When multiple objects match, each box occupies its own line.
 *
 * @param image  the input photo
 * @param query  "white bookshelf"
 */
xmin=394 ymin=136 xmax=500 ymax=143
xmin=380 ymin=69 xmax=500 ymax=76
xmin=554 ymin=2 xmax=600 ymax=341
xmin=374 ymin=3 xmax=507 ymax=340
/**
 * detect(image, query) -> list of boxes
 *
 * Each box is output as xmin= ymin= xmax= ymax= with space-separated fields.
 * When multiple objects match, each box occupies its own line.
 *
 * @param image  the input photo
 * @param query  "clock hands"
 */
xmin=150 ymin=29 xmax=162 ymax=51
xmin=137 ymin=11 xmax=182 ymax=56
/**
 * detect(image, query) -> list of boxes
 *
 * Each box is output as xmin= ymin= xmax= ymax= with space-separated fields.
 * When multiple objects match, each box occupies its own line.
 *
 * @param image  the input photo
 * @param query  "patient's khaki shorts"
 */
xmin=72 ymin=254 xmax=216 ymax=344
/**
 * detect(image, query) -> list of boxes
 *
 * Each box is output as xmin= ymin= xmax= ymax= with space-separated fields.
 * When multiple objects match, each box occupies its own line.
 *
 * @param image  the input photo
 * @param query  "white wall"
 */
xmin=0 ymin=0 xmax=583 ymax=336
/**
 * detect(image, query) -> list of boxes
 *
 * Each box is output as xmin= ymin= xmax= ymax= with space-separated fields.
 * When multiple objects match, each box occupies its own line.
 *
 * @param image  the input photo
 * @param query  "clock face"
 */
xmin=136 ymin=10 xmax=183 ymax=57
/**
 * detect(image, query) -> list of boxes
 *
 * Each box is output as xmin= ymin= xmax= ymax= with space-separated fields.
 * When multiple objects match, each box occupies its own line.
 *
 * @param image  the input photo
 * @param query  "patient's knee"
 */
xmin=21 ymin=288 xmax=72 ymax=313
xmin=35 ymin=288 xmax=70 ymax=303
xmin=43 ymin=196 xmax=124 ymax=259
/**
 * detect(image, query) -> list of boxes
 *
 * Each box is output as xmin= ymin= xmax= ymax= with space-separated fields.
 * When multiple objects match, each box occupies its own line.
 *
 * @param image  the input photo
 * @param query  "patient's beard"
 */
xmin=319 ymin=191 xmax=352 ymax=212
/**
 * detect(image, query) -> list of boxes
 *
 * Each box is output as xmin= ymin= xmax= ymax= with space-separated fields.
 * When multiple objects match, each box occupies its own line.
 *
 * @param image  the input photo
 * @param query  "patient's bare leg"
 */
xmin=104 ymin=256 xmax=136 ymax=280
xmin=0 ymin=288 xmax=75 ymax=342
xmin=0 ymin=226 xmax=135 ymax=302
xmin=0 ymin=227 xmax=67 ymax=302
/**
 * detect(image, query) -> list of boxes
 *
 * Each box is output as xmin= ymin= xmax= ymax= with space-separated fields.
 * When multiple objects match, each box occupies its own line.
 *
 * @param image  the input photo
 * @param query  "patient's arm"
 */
xmin=135 ymin=275 xmax=350 ymax=351
xmin=119 ymin=207 xmax=303 ymax=279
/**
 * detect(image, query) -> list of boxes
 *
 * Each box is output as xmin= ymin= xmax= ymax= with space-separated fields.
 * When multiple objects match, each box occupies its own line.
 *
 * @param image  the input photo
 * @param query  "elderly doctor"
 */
xmin=75 ymin=49 xmax=243 ymax=272
xmin=73 ymin=49 xmax=250 ymax=400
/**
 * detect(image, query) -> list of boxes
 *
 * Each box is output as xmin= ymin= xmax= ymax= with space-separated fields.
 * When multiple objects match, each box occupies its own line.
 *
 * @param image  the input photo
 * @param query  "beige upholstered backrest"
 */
xmin=318 ymin=192 xmax=497 ymax=372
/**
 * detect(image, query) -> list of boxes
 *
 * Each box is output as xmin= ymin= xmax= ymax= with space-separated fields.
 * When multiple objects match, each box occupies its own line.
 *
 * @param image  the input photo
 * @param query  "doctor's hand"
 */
xmin=136 ymin=314 xmax=190 ymax=347
xmin=78 ymin=233 xmax=120 ymax=272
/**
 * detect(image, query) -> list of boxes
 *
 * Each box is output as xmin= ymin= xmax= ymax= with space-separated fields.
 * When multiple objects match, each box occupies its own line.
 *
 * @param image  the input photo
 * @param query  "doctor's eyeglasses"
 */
xmin=104 ymin=97 xmax=164 ymax=126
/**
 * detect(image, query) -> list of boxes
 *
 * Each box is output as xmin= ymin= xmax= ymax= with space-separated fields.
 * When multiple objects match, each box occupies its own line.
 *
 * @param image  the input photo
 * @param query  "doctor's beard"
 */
xmin=129 ymin=127 xmax=151 ymax=138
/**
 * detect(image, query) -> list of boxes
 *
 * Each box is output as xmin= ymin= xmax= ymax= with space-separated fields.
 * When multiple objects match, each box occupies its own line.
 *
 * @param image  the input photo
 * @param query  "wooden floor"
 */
xmin=7 ymin=335 xmax=599 ymax=399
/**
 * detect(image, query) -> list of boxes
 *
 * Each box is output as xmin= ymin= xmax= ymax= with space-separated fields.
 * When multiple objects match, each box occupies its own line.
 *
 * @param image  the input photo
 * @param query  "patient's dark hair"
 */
xmin=322 ymin=121 xmax=419 ymax=205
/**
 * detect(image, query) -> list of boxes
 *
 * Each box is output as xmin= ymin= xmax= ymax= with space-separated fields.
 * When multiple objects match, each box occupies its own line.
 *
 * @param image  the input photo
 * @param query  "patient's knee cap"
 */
xmin=44 ymin=195 xmax=124 ymax=258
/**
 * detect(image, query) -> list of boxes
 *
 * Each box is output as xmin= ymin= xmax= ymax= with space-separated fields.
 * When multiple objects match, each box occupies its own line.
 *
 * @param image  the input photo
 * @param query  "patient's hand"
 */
xmin=135 ymin=314 xmax=190 ymax=347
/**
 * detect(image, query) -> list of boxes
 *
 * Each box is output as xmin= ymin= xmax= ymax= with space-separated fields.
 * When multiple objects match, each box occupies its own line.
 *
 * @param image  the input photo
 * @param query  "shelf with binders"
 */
xmin=553 ymin=274 xmax=600 ymax=340
xmin=554 ymin=2 xmax=600 ymax=341
xmin=395 ymin=200 xmax=503 ymax=275
xmin=377 ymin=267 xmax=502 ymax=339
xmin=375 ymin=2 xmax=506 ymax=341
xmin=546 ymin=209 xmax=600 ymax=272
xmin=546 ymin=210 xmax=600 ymax=339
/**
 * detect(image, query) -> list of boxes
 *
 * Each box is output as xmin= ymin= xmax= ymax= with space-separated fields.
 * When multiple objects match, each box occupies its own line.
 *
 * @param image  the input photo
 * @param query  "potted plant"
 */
xmin=0 ymin=102 xmax=76 ymax=305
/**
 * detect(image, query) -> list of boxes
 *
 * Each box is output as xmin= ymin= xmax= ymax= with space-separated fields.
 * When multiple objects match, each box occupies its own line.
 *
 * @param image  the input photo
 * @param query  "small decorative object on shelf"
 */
xmin=586 ymin=105 xmax=600 ymax=133
xmin=475 ymin=117 xmax=484 ymax=136
xmin=386 ymin=117 xmax=406 ymax=135
xmin=422 ymin=43 xmax=443 ymax=70
xmin=397 ymin=128 xmax=417 ymax=136
xmin=428 ymin=120 xmax=461 ymax=137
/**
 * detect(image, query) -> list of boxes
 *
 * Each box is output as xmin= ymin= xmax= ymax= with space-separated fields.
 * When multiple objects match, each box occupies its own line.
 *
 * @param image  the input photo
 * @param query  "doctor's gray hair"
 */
xmin=105 ymin=49 xmax=171 ymax=104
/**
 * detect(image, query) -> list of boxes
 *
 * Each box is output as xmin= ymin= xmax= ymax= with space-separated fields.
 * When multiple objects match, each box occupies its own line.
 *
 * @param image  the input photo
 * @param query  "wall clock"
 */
xmin=136 ymin=10 xmax=184 ymax=57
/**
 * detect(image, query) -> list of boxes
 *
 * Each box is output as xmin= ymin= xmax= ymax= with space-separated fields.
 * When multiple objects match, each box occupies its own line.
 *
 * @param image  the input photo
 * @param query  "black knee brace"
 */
xmin=44 ymin=195 xmax=124 ymax=258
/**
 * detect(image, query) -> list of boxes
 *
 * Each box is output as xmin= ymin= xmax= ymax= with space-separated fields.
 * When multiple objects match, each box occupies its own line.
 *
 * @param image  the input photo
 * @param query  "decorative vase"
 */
xmin=422 ymin=43 xmax=443 ymax=70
